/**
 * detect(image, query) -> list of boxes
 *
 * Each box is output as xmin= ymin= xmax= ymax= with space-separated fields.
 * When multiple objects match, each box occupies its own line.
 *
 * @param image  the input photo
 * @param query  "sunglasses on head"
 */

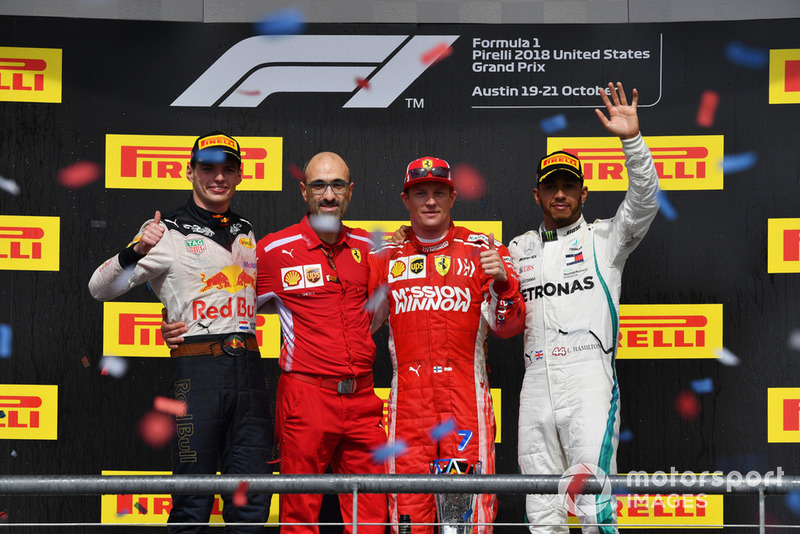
xmin=407 ymin=166 xmax=451 ymax=180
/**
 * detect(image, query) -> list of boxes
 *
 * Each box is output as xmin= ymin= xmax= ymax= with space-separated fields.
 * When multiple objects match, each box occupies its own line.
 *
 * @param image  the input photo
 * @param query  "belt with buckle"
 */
xmin=285 ymin=371 xmax=373 ymax=394
xmin=170 ymin=334 xmax=258 ymax=358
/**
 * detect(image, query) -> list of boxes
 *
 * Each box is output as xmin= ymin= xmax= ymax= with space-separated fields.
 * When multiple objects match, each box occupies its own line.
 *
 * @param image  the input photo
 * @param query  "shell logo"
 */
xmin=239 ymin=237 xmax=254 ymax=249
xmin=283 ymin=270 xmax=302 ymax=286
xmin=390 ymin=260 xmax=406 ymax=278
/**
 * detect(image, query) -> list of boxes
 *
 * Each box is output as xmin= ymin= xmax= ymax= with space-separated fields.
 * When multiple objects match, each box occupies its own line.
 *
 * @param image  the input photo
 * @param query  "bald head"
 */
xmin=300 ymin=152 xmax=354 ymax=237
xmin=304 ymin=152 xmax=350 ymax=183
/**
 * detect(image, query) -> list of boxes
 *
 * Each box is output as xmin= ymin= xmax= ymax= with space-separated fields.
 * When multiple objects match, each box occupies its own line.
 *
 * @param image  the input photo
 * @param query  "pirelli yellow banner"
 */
xmin=375 ymin=387 xmax=502 ymax=443
xmin=617 ymin=304 xmax=723 ymax=359
xmin=346 ymin=220 xmax=503 ymax=242
xmin=0 ymin=47 xmax=62 ymax=103
xmin=767 ymin=387 xmax=800 ymax=443
xmin=767 ymin=218 xmax=800 ymax=273
xmin=100 ymin=470 xmax=279 ymax=524
xmin=0 ymin=215 xmax=60 ymax=271
xmin=769 ymin=49 xmax=800 ymax=104
xmin=105 ymin=134 xmax=283 ymax=190
xmin=0 ymin=384 xmax=58 ymax=440
xmin=102 ymin=302 xmax=280 ymax=358
xmin=568 ymin=494 xmax=723 ymax=528
xmin=546 ymin=136 xmax=724 ymax=191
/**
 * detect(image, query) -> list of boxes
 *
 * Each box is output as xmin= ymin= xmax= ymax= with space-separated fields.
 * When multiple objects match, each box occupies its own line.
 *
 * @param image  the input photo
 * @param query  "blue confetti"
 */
xmin=429 ymin=418 xmax=457 ymax=441
xmin=539 ymin=114 xmax=568 ymax=134
xmin=786 ymin=491 xmax=800 ymax=516
xmin=721 ymin=151 xmax=758 ymax=174
xmin=0 ymin=324 xmax=11 ymax=359
xmin=371 ymin=439 xmax=408 ymax=462
xmin=462 ymin=508 xmax=473 ymax=521
xmin=657 ymin=190 xmax=678 ymax=221
xmin=724 ymin=41 xmax=769 ymax=70
xmin=618 ymin=429 xmax=634 ymax=442
xmin=691 ymin=378 xmax=714 ymax=394
xmin=255 ymin=7 xmax=306 ymax=36
xmin=0 ymin=411 xmax=5 ymax=419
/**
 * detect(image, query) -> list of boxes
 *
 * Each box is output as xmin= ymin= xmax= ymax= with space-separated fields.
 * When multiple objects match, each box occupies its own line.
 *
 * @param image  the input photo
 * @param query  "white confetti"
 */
xmin=10 ymin=450 xmax=17 ymax=458
xmin=0 ymin=176 xmax=20 ymax=196
xmin=788 ymin=329 xmax=800 ymax=351
xmin=364 ymin=284 xmax=389 ymax=312
xmin=714 ymin=347 xmax=740 ymax=366
xmin=308 ymin=214 xmax=341 ymax=234
xmin=99 ymin=355 xmax=129 ymax=378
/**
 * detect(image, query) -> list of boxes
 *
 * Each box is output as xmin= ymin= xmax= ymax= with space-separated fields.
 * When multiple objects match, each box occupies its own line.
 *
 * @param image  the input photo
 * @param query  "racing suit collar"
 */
xmin=539 ymin=215 xmax=585 ymax=242
xmin=186 ymin=196 xmax=233 ymax=228
xmin=407 ymin=221 xmax=455 ymax=253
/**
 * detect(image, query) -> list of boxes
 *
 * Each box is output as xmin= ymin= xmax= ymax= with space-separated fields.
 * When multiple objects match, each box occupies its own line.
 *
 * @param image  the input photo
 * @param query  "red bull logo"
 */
xmin=199 ymin=265 xmax=256 ymax=293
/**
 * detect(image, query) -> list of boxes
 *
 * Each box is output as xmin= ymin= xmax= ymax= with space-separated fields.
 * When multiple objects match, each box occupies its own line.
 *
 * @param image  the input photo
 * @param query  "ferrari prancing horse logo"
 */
xmin=435 ymin=255 xmax=451 ymax=276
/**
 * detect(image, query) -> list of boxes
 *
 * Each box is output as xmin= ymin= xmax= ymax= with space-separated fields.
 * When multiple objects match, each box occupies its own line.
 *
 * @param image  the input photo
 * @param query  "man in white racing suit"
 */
xmin=508 ymin=82 xmax=660 ymax=533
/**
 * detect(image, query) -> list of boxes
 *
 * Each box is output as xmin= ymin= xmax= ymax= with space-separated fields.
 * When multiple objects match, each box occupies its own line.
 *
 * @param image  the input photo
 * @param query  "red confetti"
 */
xmin=134 ymin=502 xmax=147 ymax=514
xmin=153 ymin=396 xmax=187 ymax=417
xmin=80 ymin=356 xmax=90 ymax=368
xmin=56 ymin=160 xmax=102 ymax=189
xmin=674 ymin=390 xmax=701 ymax=420
xmin=236 ymin=89 xmax=261 ymax=96
xmin=696 ymin=90 xmax=720 ymax=128
xmin=421 ymin=42 xmax=453 ymax=66
xmin=138 ymin=410 xmax=175 ymax=448
xmin=233 ymin=481 xmax=249 ymax=507
xmin=355 ymin=77 xmax=370 ymax=89
xmin=0 ymin=510 xmax=7 ymax=520
xmin=100 ymin=366 xmax=109 ymax=376
xmin=287 ymin=162 xmax=305 ymax=182
xmin=451 ymin=163 xmax=488 ymax=201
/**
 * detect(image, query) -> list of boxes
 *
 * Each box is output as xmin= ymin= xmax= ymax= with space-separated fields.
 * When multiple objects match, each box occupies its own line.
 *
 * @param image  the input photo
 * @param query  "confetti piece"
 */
xmin=372 ymin=439 xmax=408 ymax=462
xmin=696 ymin=90 xmax=720 ymax=128
xmin=138 ymin=410 xmax=175 ymax=448
xmin=56 ymin=160 xmax=102 ymax=189
xmin=786 ymin=491 xmax=800 ymax=516
xmin=0 ymin=511 xmax=7 ymax=520
xmin=657 ymin=190 xmax=679 ymax=221
xmin=287 ymin=162 xmax=305 ymax=182
xmin=355 ymin=77 xmax=370 ymax=90
xmin=233 ymin=481 xmax=249 ymax=507
xmin=451 ymin=163 xmax=488 ymax=201
xmin=539 ymin=113 xmax=568 ymax=134
xmin=0 ymin=176 xmax=20 ymax=196
xmin=133 ymin=502 xmax=148 ymax=514
xmin=0 ymin=411 xmax=5 ymax=418
xmin=0 ymin=324 xmax=11 ymax=359
xmin=117 ymin=508 xmax=131 ymax=516
xmin=724 ymin=40 xmax=769 ymax=70
xmin=787 ymin=329 xmax=800 ymax=351
xmin=674 ymin=390 xmax=701 ymax=420
xmin=429 ymin=418 xmax=457 ymax=441
xmin=364 ymin=284 xmax=389 ymax=313
xmin=10 ymin=450 xmax=17 ymax=458
xmin=691 ymin=377 xmax=714 ymax=394
xmin=81 ymin=356 xmax=90 ymax=368
xmin=617 ymin=429 xmax=634 ymax=442
xmin=255 ymin=7 xmax=306 ymax=36
xmin=721 ymin=151 xmax=758 ymax=174
xmin=308 ymin=214 xmax=342 ymax=234
xmin=154 ymin=396 xmax=187 ymax=417
xmin=714 ymin=347 xmax=741 ymax=366
xmin=236 ymin=89 xmax=261 ymax=96
xmin=461 ymin=508 xmax=473 ymax=521
xmin=99 ymin=355 xmax=128 ymax=378
xmin=421 ymin=42 xmax=453 ymax=66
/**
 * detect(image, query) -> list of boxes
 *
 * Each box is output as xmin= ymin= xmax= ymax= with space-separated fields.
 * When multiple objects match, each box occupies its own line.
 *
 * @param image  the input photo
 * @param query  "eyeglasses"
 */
xmin=307 ymin=180 xmax=349 ymax=195
xmin=407 ymin=166 xmax=451 ymax=180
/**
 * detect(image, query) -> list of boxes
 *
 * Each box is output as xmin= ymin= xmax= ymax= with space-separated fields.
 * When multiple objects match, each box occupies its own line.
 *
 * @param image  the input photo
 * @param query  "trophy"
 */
xmin=430 ymin=458 xmax=482 ymax=534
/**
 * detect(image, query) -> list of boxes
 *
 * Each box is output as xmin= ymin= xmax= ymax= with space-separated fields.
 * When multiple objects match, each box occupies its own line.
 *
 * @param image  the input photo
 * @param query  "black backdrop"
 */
xmin=1 ymin=15 xmax=799 ymax=531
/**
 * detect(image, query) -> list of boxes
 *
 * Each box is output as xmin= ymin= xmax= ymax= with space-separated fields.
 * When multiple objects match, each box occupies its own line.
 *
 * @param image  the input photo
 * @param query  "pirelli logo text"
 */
xmin=102 ymin=302 xmax=280 ymax=358
xmin=346 ymin=220 xmax=503 ymax=242
xmin=767 ymin=388 xmax=800 ymax=443
xmin=546 ymin=136 xmax=724 ymax=191
xmin=568 ymin=494 xmax=723 ymax=528
xmin=0 ymin=384 xmax=58 ymax=440
xmin=100 ymin=470 xmax=279 ymax=524
xmin=0 ymin=47 xmax=62 ymax=103
xmin=0 ymin=215 xmax=60 ymax=271
xmin=767 ymin=218 xmax=800 ymax=273
xmin=769 ymin=49 xmax=800 ymax=104
xmin=105 ymin=134 xmax=283 ymax=191
xmin=375 ymin=387 xmax=502 ymax=443
xmin=617 ymin=304 xmax=723 ymax=359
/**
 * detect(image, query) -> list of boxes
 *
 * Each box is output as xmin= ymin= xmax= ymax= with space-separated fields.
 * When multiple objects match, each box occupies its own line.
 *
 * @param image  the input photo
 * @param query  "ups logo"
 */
xmin=305 ymin=267 xmax=321 ymax=283
xmin=410 ymin=258 xmax=425 ymax=274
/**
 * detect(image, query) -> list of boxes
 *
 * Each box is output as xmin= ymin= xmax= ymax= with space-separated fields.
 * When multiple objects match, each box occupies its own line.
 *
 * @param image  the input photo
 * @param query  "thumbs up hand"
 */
xmin=133 ymin=210 xmax=165 ymax=255
xmin=479 ymin=233 xmax=507 ymax=282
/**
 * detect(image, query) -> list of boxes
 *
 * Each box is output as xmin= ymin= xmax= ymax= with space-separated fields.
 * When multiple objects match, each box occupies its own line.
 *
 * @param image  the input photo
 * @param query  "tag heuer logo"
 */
xmin=185 ymin=238 xmax=206 ymax=255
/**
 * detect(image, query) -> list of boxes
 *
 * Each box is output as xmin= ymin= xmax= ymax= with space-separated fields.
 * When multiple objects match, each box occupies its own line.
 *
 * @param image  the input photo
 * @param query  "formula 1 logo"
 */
xmin=172 ymin=35 xmax=459 ymax=109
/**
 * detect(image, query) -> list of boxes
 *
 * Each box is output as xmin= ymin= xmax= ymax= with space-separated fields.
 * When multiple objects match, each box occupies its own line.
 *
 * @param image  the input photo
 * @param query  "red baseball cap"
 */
xmin=403 ymin=156 xmax=453 ymax=191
